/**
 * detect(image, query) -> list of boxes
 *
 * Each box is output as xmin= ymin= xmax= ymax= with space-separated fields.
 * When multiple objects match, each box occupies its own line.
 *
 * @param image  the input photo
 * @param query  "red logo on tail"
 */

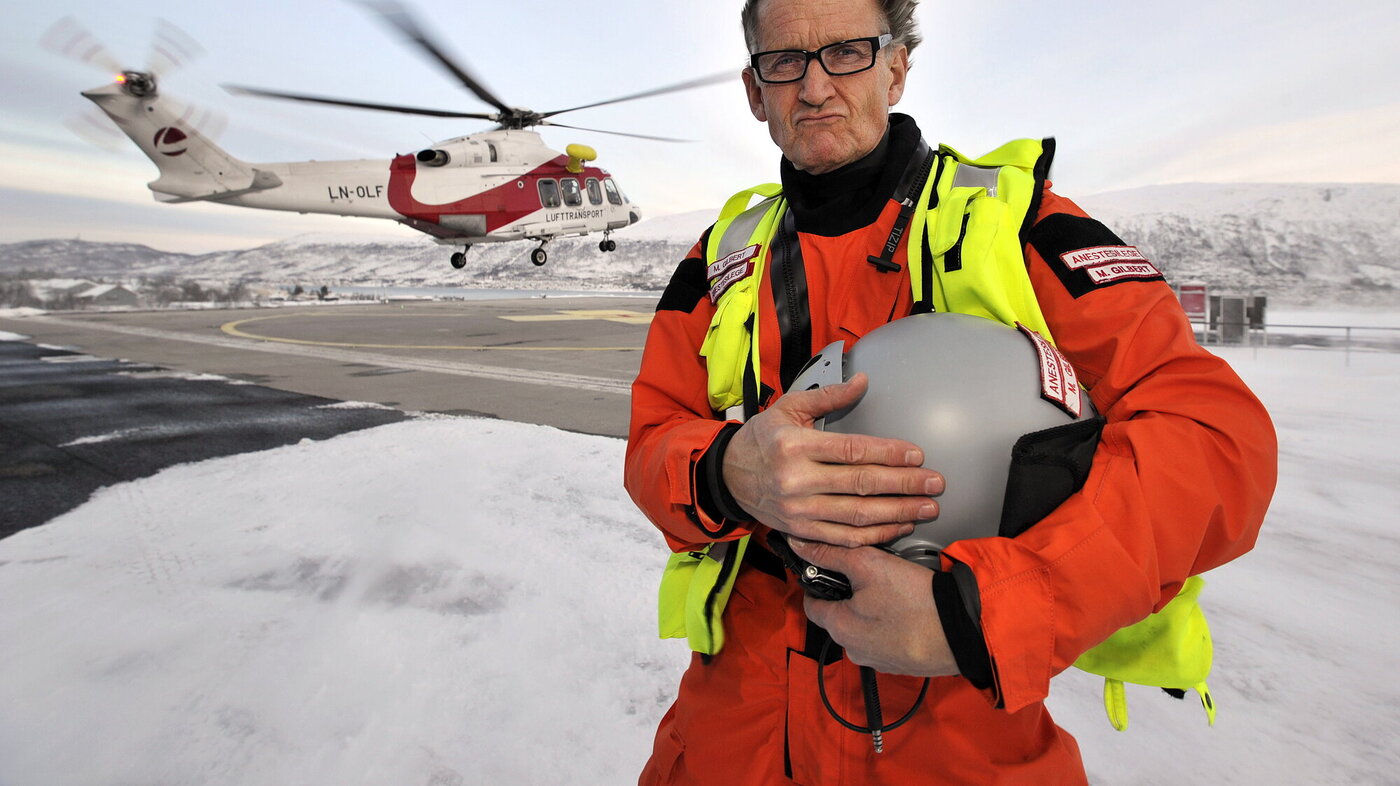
xmin=152 ymin=127 xmax=188 ymax=157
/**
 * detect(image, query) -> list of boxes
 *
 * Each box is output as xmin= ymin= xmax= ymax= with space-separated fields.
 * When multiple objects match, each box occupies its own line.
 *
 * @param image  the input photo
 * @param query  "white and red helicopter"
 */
xmin=62 ymin=3 xmax=728 ymax=268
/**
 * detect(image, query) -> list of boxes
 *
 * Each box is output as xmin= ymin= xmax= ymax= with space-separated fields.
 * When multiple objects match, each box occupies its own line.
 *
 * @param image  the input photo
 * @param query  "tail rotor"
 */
xmin=45 ymin=16 xmax=224 ymax=149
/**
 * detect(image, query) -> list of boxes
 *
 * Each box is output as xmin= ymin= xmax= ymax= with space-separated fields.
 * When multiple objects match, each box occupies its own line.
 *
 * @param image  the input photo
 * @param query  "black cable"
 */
xmin=814 ymin=637 xmax=931 ymax=751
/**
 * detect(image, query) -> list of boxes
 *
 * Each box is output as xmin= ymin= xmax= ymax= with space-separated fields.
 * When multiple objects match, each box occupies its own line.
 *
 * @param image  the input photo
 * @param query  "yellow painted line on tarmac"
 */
xmin=501 ymin=309 xmax=654 ymax=325
xmin=219 ymin=312 xmax=643 ymax=351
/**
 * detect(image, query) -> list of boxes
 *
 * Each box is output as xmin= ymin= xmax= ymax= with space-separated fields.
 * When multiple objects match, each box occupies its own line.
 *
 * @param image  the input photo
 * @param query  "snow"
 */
xmin=620 ymin=209 xmax=715 ymax=242
xmin=0 ymin=330 xmax=30 ymax=341
xmin=1 ymin=345 xmax=1398 ymax=784
xmin=59 ymin=430 xmax=140 ymax=447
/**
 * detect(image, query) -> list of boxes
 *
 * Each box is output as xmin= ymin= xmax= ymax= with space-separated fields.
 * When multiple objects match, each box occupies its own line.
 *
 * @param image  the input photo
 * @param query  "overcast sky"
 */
xmin=2 ymin=0 xmax=1397 ymax=253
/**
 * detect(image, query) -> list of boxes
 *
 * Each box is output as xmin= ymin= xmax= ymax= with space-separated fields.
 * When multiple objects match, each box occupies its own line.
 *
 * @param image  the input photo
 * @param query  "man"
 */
xmin=625 ymin=0 xmax=1277 ymax=782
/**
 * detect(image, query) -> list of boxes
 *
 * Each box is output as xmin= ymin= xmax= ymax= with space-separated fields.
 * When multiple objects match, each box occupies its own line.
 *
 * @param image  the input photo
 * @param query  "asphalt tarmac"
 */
xmin=0 ymin=296 xmax=659 ymax=537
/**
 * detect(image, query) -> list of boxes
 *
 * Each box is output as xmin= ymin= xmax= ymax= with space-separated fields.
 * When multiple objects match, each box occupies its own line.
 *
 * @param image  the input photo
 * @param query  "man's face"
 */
xmin=742 ymin=0 xmax=909 ymax=174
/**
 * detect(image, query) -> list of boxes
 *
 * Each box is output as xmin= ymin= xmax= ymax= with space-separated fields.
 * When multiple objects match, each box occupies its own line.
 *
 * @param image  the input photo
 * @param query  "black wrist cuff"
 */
xmin=695 ymin=422 xmax=751 ymax=534
xmin=933 ymin=565 xmax=994 ymax=690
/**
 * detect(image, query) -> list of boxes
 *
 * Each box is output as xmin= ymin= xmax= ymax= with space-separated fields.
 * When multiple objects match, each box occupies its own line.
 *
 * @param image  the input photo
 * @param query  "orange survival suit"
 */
xmin=625 ymin=115 xmax=1277 ymax=784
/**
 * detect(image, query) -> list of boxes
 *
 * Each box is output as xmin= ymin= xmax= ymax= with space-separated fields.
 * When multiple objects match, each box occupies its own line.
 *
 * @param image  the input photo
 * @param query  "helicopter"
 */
xmin=61 ymin=3 xmax=731 ymax=268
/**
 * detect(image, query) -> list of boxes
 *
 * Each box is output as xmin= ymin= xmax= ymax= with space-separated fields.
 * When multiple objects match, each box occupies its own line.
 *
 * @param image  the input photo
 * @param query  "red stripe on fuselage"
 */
xmin=387 ymin=154 xmax=613 ymax=233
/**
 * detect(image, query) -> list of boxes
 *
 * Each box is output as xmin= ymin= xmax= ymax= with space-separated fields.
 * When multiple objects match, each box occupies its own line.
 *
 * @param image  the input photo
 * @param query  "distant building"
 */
xmin=75 ymin=284 xmax=141 ymax=308
xmin=32 ymin=279 xmax=96 ymax=301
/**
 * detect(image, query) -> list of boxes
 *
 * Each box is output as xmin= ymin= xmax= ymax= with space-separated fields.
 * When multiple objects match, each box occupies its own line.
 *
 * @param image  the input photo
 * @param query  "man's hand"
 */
xmin=722 ymin=373 xmax=944 ymax=547
xmin=789 ymin=538 xmax=959 ymax=677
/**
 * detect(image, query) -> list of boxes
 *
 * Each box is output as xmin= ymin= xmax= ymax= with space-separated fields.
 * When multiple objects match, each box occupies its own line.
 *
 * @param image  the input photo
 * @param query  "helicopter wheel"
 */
xmin=599 ymin=240 xmax=609 ymax=252
xmin=605 ymin=239 xmax=617 ymax=252
xmin=450 ymin=249 xmax=468 ymax=269
xmin=531 ymin=246 xmax=548 ymax=266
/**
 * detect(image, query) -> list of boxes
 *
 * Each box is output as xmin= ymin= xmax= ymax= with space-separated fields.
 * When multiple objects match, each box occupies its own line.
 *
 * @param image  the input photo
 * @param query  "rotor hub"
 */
xmin=119 ymin=70 xmax=157 ymax=98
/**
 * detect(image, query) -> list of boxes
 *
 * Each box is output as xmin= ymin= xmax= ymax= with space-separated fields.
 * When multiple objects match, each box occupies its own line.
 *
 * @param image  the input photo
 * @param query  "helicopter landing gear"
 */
xmin=450 ymin=245 xmax=471 ymax=269
xmin=598 ymin=231 xmax=617 ymax=253
xmin=530 ymin=244 xmax=549 ymax=266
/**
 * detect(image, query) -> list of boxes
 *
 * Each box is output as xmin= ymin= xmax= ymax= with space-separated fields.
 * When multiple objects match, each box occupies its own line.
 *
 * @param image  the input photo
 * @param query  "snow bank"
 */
xmin=1 ymin=347 xmax=1397 ymax=784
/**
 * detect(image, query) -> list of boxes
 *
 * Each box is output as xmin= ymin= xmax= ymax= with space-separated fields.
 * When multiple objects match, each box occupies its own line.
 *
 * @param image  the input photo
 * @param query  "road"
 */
xmin=0 ymin=296 xmax=659 ymax=536
xmin=0 ymin=296 xmax=658 ymax=437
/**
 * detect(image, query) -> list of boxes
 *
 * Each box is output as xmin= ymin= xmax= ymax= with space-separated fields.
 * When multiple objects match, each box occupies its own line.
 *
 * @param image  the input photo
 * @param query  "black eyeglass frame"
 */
xmin=748 ymin=34 xmax=895 ymax=84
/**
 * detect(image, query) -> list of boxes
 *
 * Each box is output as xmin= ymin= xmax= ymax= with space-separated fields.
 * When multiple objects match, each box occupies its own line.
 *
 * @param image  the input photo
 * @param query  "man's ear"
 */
xmin=741 ymin=67 xmax=768 ymax=122
xmin=886 ymin=44 xmax=909 ymax=107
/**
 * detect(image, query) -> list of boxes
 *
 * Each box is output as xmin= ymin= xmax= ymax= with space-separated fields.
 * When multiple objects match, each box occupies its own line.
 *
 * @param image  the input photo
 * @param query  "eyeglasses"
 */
xmin=749 ymin=34 xmax=894 ymax=84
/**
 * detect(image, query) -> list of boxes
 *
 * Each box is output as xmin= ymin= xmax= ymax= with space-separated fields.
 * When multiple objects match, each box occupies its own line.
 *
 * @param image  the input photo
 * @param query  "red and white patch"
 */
xmin=1084 ymin=261 xmax=1162 ymax=284
xmin=152 ymin=126 xmax=188 ymax=157
xmin=709 ymin=260 xmax=755 ymax=304
xmin=1059 ymin=245 xmax=1150 ymax=270
xmin=1017 ymin=323 xmax=1082 ymax=418
xmin=707 ymin=243 xmax=760 ymax=280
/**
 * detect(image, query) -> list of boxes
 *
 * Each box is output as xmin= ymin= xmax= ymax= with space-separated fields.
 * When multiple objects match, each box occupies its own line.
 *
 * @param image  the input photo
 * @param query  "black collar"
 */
xmin=779 ymin=113 xmax=925 ymax=236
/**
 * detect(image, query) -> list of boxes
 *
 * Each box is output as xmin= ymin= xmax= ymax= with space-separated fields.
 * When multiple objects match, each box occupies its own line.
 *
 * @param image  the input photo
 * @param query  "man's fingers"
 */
xmin=829 ymin=495 xmax=938 ymax=528
xmin=810 ymin=462 xmax=944 ymax=499
xmin=807 ymin=431 xmax=929 ymax=469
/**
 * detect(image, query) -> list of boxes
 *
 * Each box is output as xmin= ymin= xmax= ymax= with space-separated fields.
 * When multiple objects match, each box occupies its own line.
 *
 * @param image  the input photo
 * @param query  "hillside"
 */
xmin=3 ymin=184 xmax=1397 ymax=305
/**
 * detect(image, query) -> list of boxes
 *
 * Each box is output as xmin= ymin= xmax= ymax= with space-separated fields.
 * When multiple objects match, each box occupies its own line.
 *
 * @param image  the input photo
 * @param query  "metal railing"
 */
xmin=1194 ymin=320 xmax=1400 ymax=362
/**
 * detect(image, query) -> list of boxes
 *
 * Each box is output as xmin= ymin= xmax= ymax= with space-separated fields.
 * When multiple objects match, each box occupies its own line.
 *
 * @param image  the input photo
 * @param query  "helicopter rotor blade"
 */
xmin=223 ymin=84 xmax=499 ymax=120
xmin=42 ymin=16 xmax=125 ymax=74
xmin=539 ymin=120 xmax=695 ymax=144
xmin=166 ymin=97 xmax=228 ymax=142
xmin=353 ymin=1 xmax=513 ymax=116
xmin=147 ymin=19 xmax=204 ymax=78
xmin=64 ymin=109 xmax=127 ymax=152
xmin=541 ymin=70 xmax=735 ymax=118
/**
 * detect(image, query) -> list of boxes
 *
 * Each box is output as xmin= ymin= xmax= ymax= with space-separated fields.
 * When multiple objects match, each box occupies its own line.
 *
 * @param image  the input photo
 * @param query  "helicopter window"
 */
xmin=561 ymin=178 xmax=583 ymax=207
xmin=586 ymin=178 xmax=603 ymax=205
xmin=488 ymin=143 xmax=498 ymax=163
xmin=538 ymin=179 xmax=561 ymax=208
xmin=604 ymin=178 xmax=623 ymax=205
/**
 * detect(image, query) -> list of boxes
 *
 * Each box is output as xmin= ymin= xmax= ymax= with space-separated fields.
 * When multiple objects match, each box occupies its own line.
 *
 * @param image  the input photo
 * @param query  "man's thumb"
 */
xmin=780 ymin=372 xmax=869 ymax=424
xmin=790 ymin=536 xmax=855 ymax=574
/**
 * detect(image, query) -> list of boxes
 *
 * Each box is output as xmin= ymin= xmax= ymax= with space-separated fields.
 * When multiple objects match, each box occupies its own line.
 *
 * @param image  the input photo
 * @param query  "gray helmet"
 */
xmin=790 ymin=313 xmax=1102 ymax=568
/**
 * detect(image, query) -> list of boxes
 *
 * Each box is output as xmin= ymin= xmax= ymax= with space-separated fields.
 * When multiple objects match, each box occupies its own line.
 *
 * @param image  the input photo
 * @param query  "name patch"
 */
xmin=709 ymin=260 xmax=755 ymax=304
xmin=707 ymin=244 xmax=759 ymax=279
xmin=1028 ymin=213 xmax=1166 ymax=298
xmin=1060 ymin=245 xmax=1150 ymax=270
xmin=1085 ymin=261 xmax=1162 ymax=284
xmin=1017 ymin=323 xmax=1083 ymax=418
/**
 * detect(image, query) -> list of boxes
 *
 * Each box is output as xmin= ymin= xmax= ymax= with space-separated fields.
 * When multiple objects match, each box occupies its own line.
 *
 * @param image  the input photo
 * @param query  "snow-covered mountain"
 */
xmin=1076 ymin=183 xmax=1400 ymax=301
xmin=3 ymin=185 xmax=1396 ymax=303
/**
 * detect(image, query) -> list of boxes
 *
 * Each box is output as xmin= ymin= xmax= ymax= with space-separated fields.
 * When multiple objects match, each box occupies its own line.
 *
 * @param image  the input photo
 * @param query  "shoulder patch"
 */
xmin=1029 ymin=213 xmax=1163 ymax=298
xmin=656 ymin=257 xmax=709 ymax=313
xmin=656 ymin=228 xmax=714 ymax=314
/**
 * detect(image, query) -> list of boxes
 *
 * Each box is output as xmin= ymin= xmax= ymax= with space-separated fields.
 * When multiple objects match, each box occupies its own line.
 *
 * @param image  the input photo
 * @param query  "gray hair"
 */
xmin=740 ymin=0 xmax=922 ymax=56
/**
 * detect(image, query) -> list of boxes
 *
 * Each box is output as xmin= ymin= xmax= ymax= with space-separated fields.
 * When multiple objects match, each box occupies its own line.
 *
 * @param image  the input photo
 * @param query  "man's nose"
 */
xmin=797 ymin=60 xmax=837 ymax=104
